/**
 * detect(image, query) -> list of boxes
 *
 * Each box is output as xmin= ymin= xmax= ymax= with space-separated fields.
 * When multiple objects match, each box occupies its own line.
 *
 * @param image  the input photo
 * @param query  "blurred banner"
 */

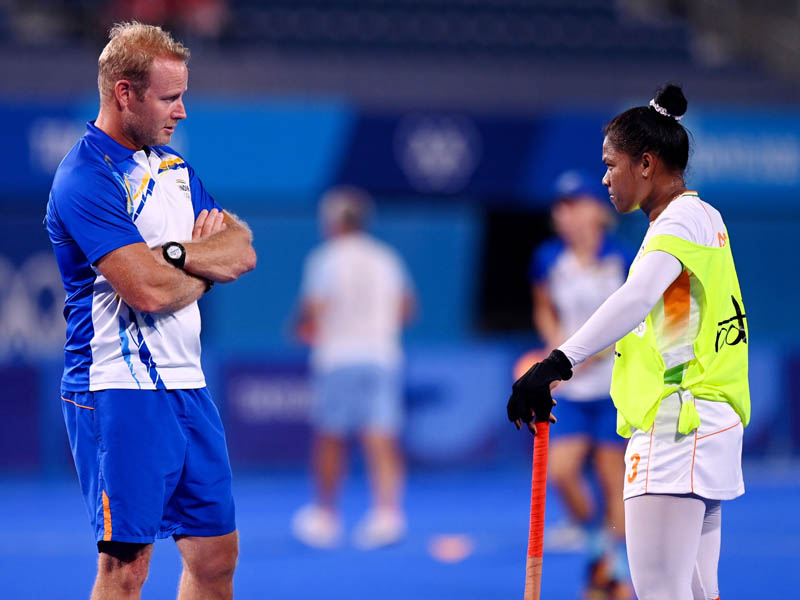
xmin=7 ymin=100 xmax=800 ymax=209
xmin=223 ymin=361 xmax=313 ymax=466
xmin=0 ymin=364 xmax=40 ymax=470
xmin=1 ymin=102 xmax=89 ymax=199
xmin=219 ymin=344 xmax=513 ymax=466
xmin=4 ymin=342 xmax=797 ymax=475
xmin=684 ymin=109 xmax=800 ymax=199
xmin=0 ymin=217 xmax=64 ymax=361
xmin=3 ymin=97 xmax=800 ymax=475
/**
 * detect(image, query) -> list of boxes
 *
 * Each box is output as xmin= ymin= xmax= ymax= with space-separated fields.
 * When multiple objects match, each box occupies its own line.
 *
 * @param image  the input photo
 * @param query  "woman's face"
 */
xmin=601 ymin=136 xmax=646 ymax=214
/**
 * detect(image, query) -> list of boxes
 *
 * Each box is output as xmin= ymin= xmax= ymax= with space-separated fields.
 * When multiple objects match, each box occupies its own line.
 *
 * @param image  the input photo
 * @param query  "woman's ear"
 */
xmin=640 ymin=152 xmax=654 ymax=178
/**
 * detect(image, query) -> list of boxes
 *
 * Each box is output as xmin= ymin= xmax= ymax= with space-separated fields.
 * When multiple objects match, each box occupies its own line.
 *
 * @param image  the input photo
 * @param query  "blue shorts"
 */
xmin=312 ymin=365 xmax=403 ymax=436
xmin=61 ymin=388 xmax=236 ymax=544
xmin=551 ymin=395 xmax=624 ymax=446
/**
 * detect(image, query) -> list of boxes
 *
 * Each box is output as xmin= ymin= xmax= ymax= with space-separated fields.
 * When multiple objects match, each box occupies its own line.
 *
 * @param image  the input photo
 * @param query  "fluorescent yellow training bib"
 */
xmin=610 ymin=233 xmax=750 ymax=438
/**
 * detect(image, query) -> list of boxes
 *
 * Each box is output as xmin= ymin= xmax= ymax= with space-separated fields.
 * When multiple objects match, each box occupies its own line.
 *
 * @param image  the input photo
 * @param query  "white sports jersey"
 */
xmin=623 ymin=192 xmax=744 ymax=500
xmin=635 ymin=192 xmax=727 ymax=371
xmin=302 ymin=232 xmax=411 ymax=372
xmin=531 ymin=237 xmax=632 ymax=400
xmin=47 ymin=122 xmax=220 ymax=392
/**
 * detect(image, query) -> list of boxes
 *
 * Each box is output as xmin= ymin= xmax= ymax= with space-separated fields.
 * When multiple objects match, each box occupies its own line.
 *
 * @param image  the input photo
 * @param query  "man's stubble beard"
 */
xmin=124 ymin=113 xmax=167 ymax=148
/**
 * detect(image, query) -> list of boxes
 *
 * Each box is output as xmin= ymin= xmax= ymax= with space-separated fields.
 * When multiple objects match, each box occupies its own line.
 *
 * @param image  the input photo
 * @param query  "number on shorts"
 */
xmin=627 ymin=453 xmax=641 ymax=483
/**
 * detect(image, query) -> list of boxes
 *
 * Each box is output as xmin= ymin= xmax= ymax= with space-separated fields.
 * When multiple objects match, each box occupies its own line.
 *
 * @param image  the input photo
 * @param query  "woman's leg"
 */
xmin=625 ymin=494 xmax=707 ymax=600
xmin=548 ymin=435 xmax=593 ymax=523
xmin=691 ymin=499 xmax=722 ymax=600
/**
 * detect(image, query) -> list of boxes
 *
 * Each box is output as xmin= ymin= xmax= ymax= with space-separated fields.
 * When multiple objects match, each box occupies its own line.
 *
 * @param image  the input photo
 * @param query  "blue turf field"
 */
xmin=1 ymin=462 xmax=798 ymax=599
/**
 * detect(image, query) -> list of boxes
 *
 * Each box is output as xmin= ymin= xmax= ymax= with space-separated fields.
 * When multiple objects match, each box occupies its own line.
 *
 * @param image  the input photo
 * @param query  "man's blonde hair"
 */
xmin=98 ymin=21 xmax=190 ymax=101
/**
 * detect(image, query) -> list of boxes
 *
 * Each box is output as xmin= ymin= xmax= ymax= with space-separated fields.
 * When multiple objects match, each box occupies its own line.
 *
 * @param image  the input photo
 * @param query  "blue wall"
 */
xmin=203 ymin=204 xmax=481 ymax=353
xmin=2 ymin=99 xmax=799 ymax=473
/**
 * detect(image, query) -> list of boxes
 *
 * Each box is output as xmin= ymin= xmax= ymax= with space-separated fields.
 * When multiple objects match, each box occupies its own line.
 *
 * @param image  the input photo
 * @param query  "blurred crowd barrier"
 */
xmin=2 ymin=99 xmax=798 ymax=474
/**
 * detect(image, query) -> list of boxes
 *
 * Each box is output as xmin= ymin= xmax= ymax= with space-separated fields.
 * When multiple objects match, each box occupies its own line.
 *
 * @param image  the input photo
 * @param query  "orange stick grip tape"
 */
xmin=523 ymin=421 xmax=549 ymax=600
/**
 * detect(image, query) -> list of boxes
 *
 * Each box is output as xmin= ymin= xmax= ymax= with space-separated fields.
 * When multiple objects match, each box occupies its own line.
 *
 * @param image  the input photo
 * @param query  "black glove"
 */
xmin=507 ymin=349 xmax=573 ymax=425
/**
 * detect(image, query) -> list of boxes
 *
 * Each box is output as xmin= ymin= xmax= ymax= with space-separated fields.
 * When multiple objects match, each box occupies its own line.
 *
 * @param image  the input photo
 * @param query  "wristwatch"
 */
xmin=162 ymin=241 xmax=186 ymax=269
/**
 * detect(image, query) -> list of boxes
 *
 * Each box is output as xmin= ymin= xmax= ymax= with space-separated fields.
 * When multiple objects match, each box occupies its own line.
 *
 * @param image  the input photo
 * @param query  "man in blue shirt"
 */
xmin=46 ymin=22 xmax=256 ymax=599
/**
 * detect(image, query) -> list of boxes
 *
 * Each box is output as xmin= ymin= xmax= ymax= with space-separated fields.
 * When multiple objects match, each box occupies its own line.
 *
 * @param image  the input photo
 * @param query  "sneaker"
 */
xmin=543 ymin=520 xmax=588 ymax=553
xmin=290 ymin=504 xmax=343 ymax=549
xmin=607 ymin=580 xmax=634 ymax=600
xmin=583 ymin=558 xmax=634 ymax=600
xmin=351 ymin=508 xmax=406 ymax=550
xmin=583 ymin=558 xmax=612 ymax=600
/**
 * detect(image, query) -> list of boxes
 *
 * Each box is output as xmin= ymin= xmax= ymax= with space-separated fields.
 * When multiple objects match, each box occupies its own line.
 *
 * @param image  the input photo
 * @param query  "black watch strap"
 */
xmin=162 ymin=242 xmax=186 ymax=269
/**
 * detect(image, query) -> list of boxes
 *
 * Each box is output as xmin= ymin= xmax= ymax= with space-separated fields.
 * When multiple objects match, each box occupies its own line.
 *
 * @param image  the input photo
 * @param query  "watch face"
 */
xmin=166 ymin=245 xmax=183 ymax=260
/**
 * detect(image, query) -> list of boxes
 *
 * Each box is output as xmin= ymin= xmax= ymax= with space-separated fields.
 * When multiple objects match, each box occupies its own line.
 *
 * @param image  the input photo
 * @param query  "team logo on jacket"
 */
xmin=176 ymin=178 xmax=191 ymax=200
xmin=715 ymin=296 xmax=747 ymax=351
xmin=632 ymin=321 xmax=647 ymax=338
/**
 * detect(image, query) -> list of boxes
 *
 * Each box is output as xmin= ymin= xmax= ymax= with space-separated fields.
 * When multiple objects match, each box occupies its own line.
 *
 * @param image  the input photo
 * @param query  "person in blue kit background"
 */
xmin=45 ymin=22 xmax=256 ymax=600
xmin=529 ymin=170 xmax=634 ymax=599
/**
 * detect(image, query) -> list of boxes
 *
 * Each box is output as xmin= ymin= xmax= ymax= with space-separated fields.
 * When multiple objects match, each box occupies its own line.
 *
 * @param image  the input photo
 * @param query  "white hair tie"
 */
xmin=649 ymin=99 xmax=682 ymax=121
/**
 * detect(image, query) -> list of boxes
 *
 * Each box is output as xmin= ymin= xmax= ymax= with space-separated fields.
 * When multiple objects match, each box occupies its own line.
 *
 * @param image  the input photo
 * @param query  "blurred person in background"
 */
xmin=46 ymin=22 xmax=255 ymax=599
xmin=291 ymin=185 xmax=416 ymax=550
xmin=107 ymin=0 xmax=229 ymax=42
xmin=527 ymin=170 xmax=633 ymax=599
xmin=508 ymin=84 xmax=749 ymax=600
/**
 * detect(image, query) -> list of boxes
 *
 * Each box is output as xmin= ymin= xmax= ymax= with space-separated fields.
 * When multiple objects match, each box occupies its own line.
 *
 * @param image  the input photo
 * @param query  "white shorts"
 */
xmin=623 ymin=390 xmax=744 ymax=500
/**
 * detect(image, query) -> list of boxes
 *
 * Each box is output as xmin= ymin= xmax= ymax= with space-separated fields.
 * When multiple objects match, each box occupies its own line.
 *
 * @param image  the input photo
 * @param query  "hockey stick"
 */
xmin=524 ymin=420 xmax=550 ymax=600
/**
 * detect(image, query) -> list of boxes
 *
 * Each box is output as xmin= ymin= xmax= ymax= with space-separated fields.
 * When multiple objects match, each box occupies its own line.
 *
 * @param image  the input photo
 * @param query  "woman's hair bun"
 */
xmin=653 ymin=83 xmax=687 ymax=119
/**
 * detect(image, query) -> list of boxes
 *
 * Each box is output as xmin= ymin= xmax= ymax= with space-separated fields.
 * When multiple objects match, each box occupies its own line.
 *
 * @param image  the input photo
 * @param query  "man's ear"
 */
xmin=114 ymin=79 xmax=134 ymax=109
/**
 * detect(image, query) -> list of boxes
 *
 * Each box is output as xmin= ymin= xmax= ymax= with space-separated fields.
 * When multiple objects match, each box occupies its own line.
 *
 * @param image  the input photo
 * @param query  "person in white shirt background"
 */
xmin=291 ymin=185 xmax=416 ymax=550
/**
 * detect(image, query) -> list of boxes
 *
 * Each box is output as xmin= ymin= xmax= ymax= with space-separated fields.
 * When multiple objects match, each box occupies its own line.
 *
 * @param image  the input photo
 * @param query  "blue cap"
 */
xmin=551 ymin=169 xmax=607 ymax=204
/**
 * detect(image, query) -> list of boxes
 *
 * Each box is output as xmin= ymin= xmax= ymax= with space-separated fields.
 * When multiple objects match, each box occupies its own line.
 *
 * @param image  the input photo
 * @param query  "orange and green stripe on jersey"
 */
xmin=663 ymin=269 xmax=691 ymax=343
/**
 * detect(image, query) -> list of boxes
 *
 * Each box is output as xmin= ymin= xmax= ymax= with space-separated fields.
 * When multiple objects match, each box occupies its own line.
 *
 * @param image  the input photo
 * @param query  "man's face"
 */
xmin=123 ymin=57 xmax=188 ymax=148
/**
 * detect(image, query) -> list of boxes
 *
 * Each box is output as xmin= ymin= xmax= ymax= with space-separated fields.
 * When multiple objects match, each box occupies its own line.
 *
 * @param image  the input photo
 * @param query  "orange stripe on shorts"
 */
xmin=102 ymin=490 xmax=112 ymax=541
xmin=62 ymin=397 xmax=94 ymax=410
